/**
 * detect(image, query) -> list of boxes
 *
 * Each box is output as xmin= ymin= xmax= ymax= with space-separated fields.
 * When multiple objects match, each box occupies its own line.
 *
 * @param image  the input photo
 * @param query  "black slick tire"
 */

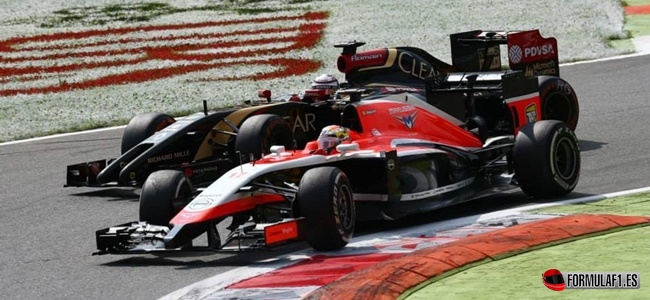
xmin=297 ymin=167 xmax=355 ymax=251
xmin=121 ymin=112 xmax=175 ymax=154
xmin=513 ymin=120 xmax=580 ymax=198
xmin=235 ymin=114 xmax=294 ymax=162
xmin=139 ymin=170 xmax=193 ymax=226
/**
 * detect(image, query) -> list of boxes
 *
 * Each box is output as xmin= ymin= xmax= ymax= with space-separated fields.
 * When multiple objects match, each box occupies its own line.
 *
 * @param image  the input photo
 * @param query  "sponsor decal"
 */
xmin=361 ymin=109 xmax=376 ymax=116
xmin=405 ymin=178 xmax=474 ymax=200
xmin=309 ymin=86 xmax=333 ymax=91
xmin=187 ymin=197 xmax=214 ymax=211
xmin=553 ymin=175 xmax=571 ymax=190
xmin=524 ymin=60 xmax=558 ymax=76
xmin=146 ymin=150 xmax=190 ymax=163
xmin=524 ymin=43 xmax=555 ymax=58
xmin=342 ymin=49 xmax=387 ymax=72
xmin=397 ymin=51 xmax=438 ymax=80
xmin=151 ymin=131 xmax=168 ymax=140
xmin=291 ymin=113 xmax=316 ymax=133
xmin=509 ymin=43 xmax=555 ymax=64
xmin=166 ymin=122 xmax=184 ymax=130
xmin=388 ymin=105 xmax=416 ymax=115
xmin=264 ymin=221 xmax=299 ymax=245
xmin=351 ymin=53 xmax=383 ymax=62
xmin=196 ymin=193 xmax=222 ymax=198
xmin=556 ymin=80 xmax=573 ymax=95
xmin=371 ymin=128 xmax=381 ymax=136
xmin=193 ymin=166 xmax=219 ymax=173
xmin=0 ymin=12 xmax=328 ymax=97
xmin=525 ymin=103 xmax=537 ymax=123
xmin=509 ymin=45 xmax=524 ymax=64
xmin=395 ymin=112 xmax=417 ymax=129
xmin=486 ymin=45 xmax=500 ymax=56
xmin=380 ymin=86 xmax=420 ymax=93
xmin=478 ymin=45 xmax=501 ymax=69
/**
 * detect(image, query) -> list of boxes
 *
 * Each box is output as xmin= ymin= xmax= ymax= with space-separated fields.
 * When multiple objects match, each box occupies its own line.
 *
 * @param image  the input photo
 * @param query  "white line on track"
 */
xmin=0 ymin=125 xmax=127 ymax=146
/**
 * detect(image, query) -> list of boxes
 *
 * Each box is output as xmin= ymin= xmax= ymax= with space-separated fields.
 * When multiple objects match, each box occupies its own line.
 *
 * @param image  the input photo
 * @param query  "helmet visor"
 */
xmin=317 ymin=136 xmax=340 ymax=150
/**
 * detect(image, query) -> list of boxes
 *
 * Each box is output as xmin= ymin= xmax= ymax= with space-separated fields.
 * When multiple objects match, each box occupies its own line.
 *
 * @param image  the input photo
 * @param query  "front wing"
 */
xmin=93 ymin=218 xmax=305 ymax=255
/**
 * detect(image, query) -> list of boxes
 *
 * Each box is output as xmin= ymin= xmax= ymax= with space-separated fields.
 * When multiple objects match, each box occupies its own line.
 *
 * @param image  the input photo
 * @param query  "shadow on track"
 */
xmin=579 ymin=139 xmax=607 ymax=152
xmin=356 ymin=190 xmax=597 ymax=233
xmin=69 ymin=188 xmax=140 ymax=201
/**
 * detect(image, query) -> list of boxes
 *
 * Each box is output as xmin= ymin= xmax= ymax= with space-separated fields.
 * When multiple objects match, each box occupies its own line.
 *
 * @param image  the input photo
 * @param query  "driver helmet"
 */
xmin=311 ymin=74 xmax=339 ymax=90
xmin=317 ymin=125 xmax=350 ymax=150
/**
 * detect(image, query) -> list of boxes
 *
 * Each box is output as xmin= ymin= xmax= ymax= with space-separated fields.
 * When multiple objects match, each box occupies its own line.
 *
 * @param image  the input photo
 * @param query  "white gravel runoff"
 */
xmin=0 ymin=0 xmax=628 ymax=142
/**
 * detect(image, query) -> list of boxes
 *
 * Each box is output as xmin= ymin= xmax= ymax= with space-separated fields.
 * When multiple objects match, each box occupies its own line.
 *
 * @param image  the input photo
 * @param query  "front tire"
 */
xmin=139 ymin=170 xmax=193 ymax=226
xmin=235 ymin=114 xmax=294 ymax=162
xmin=513 ymin=120 xmax=580 ymax=198
xmin=297 ymin=167 xmax=355 ymax=251
xmin=121 ymin=112 xmax=175 ymax=154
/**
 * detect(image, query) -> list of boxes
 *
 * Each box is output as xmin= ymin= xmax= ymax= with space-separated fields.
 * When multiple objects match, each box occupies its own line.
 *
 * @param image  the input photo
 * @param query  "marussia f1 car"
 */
xmin=94 ymin=29 xmax=581 ymax=254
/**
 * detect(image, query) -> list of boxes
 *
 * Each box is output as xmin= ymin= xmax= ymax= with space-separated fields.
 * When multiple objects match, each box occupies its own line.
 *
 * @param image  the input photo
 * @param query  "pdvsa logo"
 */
xmin=524 ymin=44 xmax=555 ymax=58
xmin=509 ymin=43 xmax=555 ymax=64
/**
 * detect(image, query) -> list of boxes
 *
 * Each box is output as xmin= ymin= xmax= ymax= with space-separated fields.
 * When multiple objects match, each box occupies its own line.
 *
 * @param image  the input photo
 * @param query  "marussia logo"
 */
xmin=0 ymin=12 xmax=328 ymax=97
xmin=395 ymin=112 xmax=417 ymax=129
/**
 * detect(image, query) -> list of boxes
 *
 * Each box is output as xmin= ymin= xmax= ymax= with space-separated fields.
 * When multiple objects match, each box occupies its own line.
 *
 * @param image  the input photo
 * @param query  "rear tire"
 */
xmin=121 ymin=112 xmax=175 ymax=154
xmin=538 ymin=76 xmax=579 ymax=131
xmin=513 ymin=120 xmax=580 ymax=198
xmin=297 ymin=167 xmax=355 ymax=251
xmin=139 ymin=170 xmax=193 ymax=226
xmin=235 ymin=114 xmax=294 ymax=162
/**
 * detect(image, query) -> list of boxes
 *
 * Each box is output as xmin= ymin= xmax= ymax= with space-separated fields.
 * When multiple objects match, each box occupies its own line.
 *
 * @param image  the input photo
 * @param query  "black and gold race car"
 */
xmin=65 ymin=95 xmax=343 ymax=188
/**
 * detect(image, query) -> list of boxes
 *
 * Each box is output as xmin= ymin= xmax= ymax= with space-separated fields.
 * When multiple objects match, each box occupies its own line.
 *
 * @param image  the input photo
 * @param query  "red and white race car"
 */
xmin=93 ymin=29 xmax=580 ymax=254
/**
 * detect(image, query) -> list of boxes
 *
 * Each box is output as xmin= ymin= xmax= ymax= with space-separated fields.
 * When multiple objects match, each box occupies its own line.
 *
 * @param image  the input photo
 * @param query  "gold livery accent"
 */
xmin=193 ymin=103 xmax=288 ymax=161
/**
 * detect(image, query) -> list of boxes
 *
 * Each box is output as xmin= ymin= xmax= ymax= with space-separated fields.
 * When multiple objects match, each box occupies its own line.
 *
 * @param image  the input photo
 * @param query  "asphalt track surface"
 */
xmin=2 ymin=54 xmax=650 ymax=300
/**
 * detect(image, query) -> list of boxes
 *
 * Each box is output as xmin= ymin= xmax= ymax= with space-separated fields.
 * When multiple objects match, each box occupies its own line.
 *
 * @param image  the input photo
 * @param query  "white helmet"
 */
xmin=311 ymin=74 xmax=339 ymax=90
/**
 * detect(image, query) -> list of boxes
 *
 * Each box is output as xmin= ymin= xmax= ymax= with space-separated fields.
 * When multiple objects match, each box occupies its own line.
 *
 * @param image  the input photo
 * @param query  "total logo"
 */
xmin=509 ymin=44 xmax=555 ymax=64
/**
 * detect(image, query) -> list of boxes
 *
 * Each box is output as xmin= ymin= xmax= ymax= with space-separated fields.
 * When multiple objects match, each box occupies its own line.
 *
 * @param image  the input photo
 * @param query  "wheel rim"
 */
xmin=544 ymin=93 xmax=572 ymax=124
xmin=554 ymin=137 xmax=578 ymax=180
xmin=334 ymin=184 xmax=354 ymax=232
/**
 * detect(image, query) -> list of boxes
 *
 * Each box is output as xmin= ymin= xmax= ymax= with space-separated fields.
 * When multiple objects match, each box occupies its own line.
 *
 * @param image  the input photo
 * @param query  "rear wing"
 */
xmin=450 ymin=30 xmax=559 ymax=77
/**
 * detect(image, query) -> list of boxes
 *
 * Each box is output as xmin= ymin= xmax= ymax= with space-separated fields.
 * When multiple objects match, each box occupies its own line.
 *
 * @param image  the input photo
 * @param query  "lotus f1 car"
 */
xmin=66 ymin=94 xmax=343 ymax=188
xmin=71 ymin=29 xmax=578 ymax=194
xmin=94 ymin=30 xmax=581 ymax=255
